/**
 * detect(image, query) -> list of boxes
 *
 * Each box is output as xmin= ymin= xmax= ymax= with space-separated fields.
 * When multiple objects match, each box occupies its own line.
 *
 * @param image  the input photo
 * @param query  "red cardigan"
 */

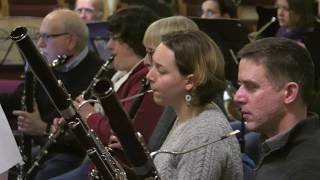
xmin=87 ymin=62 xmax=164 ymax=145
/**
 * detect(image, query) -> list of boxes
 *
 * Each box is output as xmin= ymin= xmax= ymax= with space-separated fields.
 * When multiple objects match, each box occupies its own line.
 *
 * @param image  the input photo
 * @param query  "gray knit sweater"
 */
xmin=153 ymin=104 xmax=243 ymax=180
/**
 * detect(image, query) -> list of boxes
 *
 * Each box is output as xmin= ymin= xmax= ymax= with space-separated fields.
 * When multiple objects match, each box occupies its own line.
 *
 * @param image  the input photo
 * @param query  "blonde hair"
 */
xmin=143 ymin=16 xmax=199 ymax=48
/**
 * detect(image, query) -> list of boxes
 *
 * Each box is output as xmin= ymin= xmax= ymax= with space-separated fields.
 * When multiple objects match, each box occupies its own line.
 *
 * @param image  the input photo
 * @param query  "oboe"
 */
xmin=16 ymin=65 xmax=34 ymax=180
xmin=11 ymin=26 xmax=127 ymax=180
xmin=93 ymin=78 xmax=160 ymax=179
xmin=49 ymin=54 xmax=71 ymax=68
xmin=81 ymin=56 xmax=115 ymax=99
xmin=24 ymin=124 xmax=65 ymax=180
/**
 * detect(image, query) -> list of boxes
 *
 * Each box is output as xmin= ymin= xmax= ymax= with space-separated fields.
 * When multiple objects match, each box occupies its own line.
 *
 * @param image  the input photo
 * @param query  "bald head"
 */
xmin=42 ymin=9 xmax=89 ymax=51
xmin=38 ymin=9 xmax=89 ymax=61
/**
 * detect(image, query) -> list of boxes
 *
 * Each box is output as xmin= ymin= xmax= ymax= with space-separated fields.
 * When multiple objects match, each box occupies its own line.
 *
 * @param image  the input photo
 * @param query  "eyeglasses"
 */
xmin=75 ymin=8 xmax=96 ymax=14
xmin=37 ymin=32 xmax=69 ymax=42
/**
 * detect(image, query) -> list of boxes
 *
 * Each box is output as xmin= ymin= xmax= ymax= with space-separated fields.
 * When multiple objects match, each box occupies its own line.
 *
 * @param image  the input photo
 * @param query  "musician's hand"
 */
xmin=13 ymin=101 xmax=47 ymax=135
xmin=74 ymin=95 xmax=95 ymax=122
xmin=52 ymin=117 xmax=65 ymax=133
xmin=109 ymin=135 xmax=123 ymax=151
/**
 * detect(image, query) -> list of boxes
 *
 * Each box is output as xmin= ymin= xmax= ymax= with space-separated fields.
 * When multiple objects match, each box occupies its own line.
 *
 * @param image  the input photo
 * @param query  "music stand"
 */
xmin=86 ymin=21 xmax=111 ymax=60
xmin=0 ymin=16 xmax=41 ymax=66
xmin=190 ymin=17 xmax=249 ymax=83
xmin=256 ymin=6 xmax=279 ymax=38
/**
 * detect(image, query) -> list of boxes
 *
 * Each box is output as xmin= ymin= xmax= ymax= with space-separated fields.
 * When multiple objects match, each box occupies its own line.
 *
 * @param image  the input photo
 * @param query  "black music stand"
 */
xmin=190 ymin=17 xmax=249 ymax=83
xmin=86 ymin=21 xmax=111 ymax=60
xmin=256 ymin=6 xmax=279 ymax=38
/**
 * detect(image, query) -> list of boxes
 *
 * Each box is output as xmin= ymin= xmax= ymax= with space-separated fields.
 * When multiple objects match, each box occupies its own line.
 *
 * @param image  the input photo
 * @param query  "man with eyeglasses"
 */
xmin=0 ymin=9 xmax=104 ymax=180
xmin=74 ymin=0 xmax=104 ymax=22
xmin=74 ymin=0 xmax=115 ymax=62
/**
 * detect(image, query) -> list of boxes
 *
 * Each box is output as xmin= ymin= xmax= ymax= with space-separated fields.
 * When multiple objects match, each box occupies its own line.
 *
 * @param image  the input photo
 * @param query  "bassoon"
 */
xmin=11 ymin=26 xmax=126 ymax=180
xmin=93 ymin=78 xmax=160 ymax=179
xmin=23 ymin=55 xmax=71 ymax=180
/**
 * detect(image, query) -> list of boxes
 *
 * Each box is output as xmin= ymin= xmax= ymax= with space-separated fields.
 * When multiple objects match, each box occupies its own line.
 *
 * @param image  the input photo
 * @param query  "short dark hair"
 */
xmin=238 ymin=37 xmax=314 ymax=105
xmin=108 ymin=6 xmax=159 ymax=58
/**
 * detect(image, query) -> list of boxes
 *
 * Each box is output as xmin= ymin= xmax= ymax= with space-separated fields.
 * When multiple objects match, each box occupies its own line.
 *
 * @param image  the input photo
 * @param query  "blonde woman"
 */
xmin=142 ymin=16 xmax=199 ymax=151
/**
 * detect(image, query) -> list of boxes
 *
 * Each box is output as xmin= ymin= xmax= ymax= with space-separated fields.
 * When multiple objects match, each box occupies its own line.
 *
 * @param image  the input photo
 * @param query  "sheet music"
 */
xmin=0 ymin=104 xmax=23 ymax=174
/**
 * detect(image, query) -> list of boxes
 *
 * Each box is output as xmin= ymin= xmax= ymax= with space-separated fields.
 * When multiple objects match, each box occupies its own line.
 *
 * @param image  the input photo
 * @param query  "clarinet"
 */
xmin=16 ymin=65 xmax=34 ymax=180
xmin=81 ymin=56 xmax=115 ymax=99
xmin=11 ymin=26 xmax=127 ymax=180
xmin=93 ymin=78 xmax=160 ymax=179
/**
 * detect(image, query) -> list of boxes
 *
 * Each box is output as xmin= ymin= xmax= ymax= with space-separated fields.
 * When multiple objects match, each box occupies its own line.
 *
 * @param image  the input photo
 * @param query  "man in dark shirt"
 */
xmin=1 ymin=9 xmax=104 ymax=180
xmin=234 ymin=37 xmax=320 ymax=180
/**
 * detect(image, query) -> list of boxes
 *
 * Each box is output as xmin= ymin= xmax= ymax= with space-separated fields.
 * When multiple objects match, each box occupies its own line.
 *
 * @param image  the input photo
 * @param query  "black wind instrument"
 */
xmin=23 ymin=55 xmax=71 ymax=180
xmin=21 ymin=68 xmax=33 ymax=171
xmin=16 ymin=65 xmax=34 ymax=180
xmin=24 ymin=124 xmax=65 ymax=180
xmin=128 ymin=78 xmax=149 ymax=119
xmin=49 ymin=54 xmax=71 ymax=68
xmin=89 ymin=78 xmax=150 ymax=179
xmin=11 ymin=26 xmax=126 ymax=180
xmin=81 ymin=56 xmax=115 ymax=99
xmin=93 ymin=78 xmax=160 ymax=180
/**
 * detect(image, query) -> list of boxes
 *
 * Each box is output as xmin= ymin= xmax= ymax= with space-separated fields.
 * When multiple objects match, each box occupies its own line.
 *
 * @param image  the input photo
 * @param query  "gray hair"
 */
xmin=51 ymin=9 xmax=89 ymax=51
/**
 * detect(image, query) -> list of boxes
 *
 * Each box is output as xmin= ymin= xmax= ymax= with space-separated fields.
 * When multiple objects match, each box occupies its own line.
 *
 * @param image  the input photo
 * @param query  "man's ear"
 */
xmin=283 ymin=82 xmax=299 ymax=104
xmin=67 ymin=33 xmax=77 ymax=51
xmin=185 ymin=74 xmax=195 ymax=91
